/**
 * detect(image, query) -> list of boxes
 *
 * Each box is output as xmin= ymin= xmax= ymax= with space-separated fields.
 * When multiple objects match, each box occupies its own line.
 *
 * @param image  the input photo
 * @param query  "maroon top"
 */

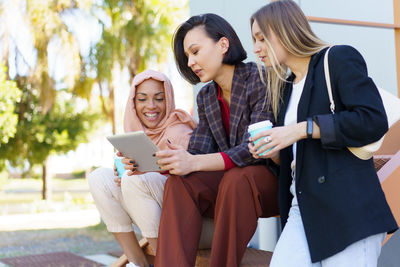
xmin=217 ymin=86 xmax=236 ymax=170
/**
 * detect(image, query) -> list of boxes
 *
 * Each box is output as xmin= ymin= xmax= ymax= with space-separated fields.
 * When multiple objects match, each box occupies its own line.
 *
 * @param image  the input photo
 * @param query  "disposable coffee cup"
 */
xmin=114 ymin=152 xmax=126 ymax=178
xmin=248 ymin=120 xmax=273 ymax=156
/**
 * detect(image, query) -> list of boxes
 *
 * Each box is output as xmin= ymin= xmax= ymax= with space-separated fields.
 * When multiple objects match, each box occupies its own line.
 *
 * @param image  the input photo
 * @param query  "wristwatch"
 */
xmin=306 ymin=117 xmax=313 ymax=139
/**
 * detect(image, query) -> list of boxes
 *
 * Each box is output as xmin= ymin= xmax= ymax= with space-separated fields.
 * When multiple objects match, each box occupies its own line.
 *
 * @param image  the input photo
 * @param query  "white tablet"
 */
xmin=106 ymin=131 xmax=161 ymax=172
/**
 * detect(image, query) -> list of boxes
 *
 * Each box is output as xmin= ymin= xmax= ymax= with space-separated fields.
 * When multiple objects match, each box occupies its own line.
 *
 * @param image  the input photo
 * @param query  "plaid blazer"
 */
xmin=188 ymin=62 xmax=274 ymax=166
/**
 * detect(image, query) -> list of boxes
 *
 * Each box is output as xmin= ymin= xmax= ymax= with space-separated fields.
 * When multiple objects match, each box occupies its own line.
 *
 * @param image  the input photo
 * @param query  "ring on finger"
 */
xmin=264 ymin=136 xmax=272 ymax=143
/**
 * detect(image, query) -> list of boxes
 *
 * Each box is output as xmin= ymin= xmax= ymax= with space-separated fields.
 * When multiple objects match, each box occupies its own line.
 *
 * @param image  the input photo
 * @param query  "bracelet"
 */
xmin=306 ymin=117 xmax=313 ymax=139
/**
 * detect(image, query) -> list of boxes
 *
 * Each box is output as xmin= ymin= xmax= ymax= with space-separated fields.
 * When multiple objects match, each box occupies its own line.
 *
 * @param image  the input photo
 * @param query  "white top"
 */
xmin=284 ymin=74 xmax=307 ymax=206
xmin=285 ymin=75 xmax=306 ymax=156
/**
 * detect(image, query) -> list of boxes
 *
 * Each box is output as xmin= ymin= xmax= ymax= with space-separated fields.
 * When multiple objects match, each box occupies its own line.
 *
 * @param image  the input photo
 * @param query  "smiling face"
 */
xmin=134 ymin=79 xmax=166 ymax=129
xmin=252 ymin=20 xmax=288 ymax=67
xmin=183 ymin=26 xmax=228 ymax=83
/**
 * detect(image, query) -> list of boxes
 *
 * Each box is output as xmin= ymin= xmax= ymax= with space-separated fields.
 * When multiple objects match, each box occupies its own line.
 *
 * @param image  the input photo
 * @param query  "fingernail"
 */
xmin=129 ymin=160 xmax=134 ymax=164
xmin=152 ymin=153 xmax=155 ymax=157
xmin=167 ymin=139 xmax=171 ymax=144
xmin=134 ymin=164 xmax=138 ymax=167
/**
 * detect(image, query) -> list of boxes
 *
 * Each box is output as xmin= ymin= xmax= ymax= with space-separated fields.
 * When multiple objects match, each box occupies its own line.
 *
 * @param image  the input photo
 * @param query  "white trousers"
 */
xmin=270 ymin=205 xmax=385 ymax=267
xmin=87 ymin=167 xmax=166 ymax=238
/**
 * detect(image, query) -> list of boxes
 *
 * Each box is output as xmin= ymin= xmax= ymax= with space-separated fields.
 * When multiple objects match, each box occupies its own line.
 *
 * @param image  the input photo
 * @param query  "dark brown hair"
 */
xmin=173 ymin=13 xmax=247 ymax=84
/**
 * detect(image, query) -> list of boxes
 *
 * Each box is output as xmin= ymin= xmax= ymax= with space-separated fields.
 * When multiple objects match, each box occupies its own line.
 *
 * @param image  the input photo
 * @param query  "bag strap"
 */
xmin=323 ymin=46 xmax=335 ymax=114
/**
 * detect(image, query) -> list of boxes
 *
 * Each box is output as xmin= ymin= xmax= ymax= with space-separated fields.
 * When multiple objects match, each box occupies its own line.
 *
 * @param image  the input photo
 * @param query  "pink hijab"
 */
xmin=124 ymin=70 xmax=196 ymax=150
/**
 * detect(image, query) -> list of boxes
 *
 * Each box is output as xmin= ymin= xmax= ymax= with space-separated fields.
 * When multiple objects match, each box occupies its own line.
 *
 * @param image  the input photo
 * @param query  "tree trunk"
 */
xmin=42 ymin=161 xmax=52 ymax=200
xmin=97 ymin=81 xmax=116 ymax=134
xmin=110 ymin=85 xmax=116 ymax=134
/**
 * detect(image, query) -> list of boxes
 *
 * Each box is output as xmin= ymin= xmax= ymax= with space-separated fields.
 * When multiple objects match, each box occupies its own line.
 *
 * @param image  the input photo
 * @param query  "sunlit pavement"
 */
xmin=0 ymin=209 xmax=125 ymax=266
xmin=0 ymin=209 xmax=101 ymax=231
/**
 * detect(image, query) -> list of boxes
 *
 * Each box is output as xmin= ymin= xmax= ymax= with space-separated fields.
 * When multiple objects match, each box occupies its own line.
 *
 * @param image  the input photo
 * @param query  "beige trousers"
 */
xmin=87 ymin=167 xmax=214 ymax=247
xmin=87 ymin=167 xmax=166 ymax=237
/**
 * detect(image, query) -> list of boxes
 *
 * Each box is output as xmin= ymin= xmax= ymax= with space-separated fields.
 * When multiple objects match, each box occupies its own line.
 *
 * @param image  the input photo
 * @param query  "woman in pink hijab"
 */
xmin=88 ymin=70 xmax=198 ymax=267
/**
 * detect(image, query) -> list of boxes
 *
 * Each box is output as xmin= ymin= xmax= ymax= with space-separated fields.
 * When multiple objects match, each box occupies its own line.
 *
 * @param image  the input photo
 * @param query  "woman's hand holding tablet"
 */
xmin=107 ymin=131 xmax=161 ymax=172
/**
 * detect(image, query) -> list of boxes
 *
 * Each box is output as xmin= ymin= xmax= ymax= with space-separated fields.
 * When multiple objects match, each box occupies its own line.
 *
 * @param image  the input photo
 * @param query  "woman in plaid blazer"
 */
xmin=154 ymin=14 xmax=279 ymax=267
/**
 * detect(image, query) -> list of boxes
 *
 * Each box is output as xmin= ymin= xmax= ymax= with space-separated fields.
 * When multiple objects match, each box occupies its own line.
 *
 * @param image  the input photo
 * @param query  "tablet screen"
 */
xmin=106 ymin=131 xmax=160 ymax=172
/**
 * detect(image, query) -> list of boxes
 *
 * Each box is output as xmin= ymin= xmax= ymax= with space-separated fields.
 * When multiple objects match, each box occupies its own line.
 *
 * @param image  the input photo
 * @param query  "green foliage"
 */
xmin=0 ymin=64 xmax=22 ymax=147
xmin=0 ymin=83 xmax=100 ymax=171
xmin=88 ymin=0 xmax=188 ymax=127
xmin=92 ymin=0 xmax=186 ymax=78
xmin=0 ymin=0 xmax=187 ymax=173
xmin=0 ymin=0 xmax=103 ymax=175
xmin=72 ymin=169 xmax=86 ymax=178
xmin=26 ymin=0 xmax=90 ymax=113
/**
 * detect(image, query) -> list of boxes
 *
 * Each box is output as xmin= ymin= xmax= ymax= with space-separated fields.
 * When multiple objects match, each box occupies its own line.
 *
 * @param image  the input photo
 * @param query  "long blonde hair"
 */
xmin=251 ymin=0 xmax=328 ymax=119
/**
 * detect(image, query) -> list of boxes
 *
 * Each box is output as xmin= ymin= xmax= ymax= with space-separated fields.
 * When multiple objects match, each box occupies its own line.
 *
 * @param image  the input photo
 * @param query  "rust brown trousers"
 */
xmin=155 ymin=165 xmax=279 ymax=267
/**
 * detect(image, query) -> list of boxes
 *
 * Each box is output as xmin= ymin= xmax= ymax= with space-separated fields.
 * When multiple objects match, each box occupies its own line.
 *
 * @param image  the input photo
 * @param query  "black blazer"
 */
xmin=277 ymin=45 xmax=398 ymax=262
xmin=188 ymin=62 xmax=274 ymax=166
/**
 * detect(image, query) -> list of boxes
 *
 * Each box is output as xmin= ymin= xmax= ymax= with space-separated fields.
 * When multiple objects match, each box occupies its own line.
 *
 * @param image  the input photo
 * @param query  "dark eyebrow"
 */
xmin=136 ymin=92 xmax=165 ymax=96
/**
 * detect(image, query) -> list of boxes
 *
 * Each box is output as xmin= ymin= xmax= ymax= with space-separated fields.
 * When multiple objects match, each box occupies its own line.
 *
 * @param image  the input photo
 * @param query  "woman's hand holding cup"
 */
xmin=249 ymin=123 xmax=307 ymax=159
xmin=248 ymin=120 xmax=274 ymax=158
xmin=248 ymin=129 xmax=277 ymax=159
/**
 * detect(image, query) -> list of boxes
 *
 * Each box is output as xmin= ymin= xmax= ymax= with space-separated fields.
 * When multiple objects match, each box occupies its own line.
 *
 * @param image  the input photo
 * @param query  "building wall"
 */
xmin=190 ymin=0 xmax=398 ymax=96
xmin=303 ymin=0 xmax=397 ymax=95
xmin=188 ymin=0 xmax=398 ymax=252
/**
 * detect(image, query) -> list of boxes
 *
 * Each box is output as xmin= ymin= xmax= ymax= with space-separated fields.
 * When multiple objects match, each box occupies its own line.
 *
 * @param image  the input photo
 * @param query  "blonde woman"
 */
xmin=248 ymin=1 xmax=397 ymax=266
xmin=88 ymin=70 xmax=197 ymax=267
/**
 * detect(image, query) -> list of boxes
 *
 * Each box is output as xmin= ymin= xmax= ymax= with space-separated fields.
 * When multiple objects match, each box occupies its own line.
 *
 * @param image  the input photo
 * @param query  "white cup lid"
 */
xmin=248 ymin=120 xmax=272 ymax=132
xmin=114 ymin=151 xmax=124 ymax=159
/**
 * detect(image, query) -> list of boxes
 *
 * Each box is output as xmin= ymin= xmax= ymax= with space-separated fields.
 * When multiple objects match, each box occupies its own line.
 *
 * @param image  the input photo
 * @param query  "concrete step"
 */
xmin=85 ymin=254 xmax=119 ymax=266
xmin=196 ymin=248 xmax=272 ymax=267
